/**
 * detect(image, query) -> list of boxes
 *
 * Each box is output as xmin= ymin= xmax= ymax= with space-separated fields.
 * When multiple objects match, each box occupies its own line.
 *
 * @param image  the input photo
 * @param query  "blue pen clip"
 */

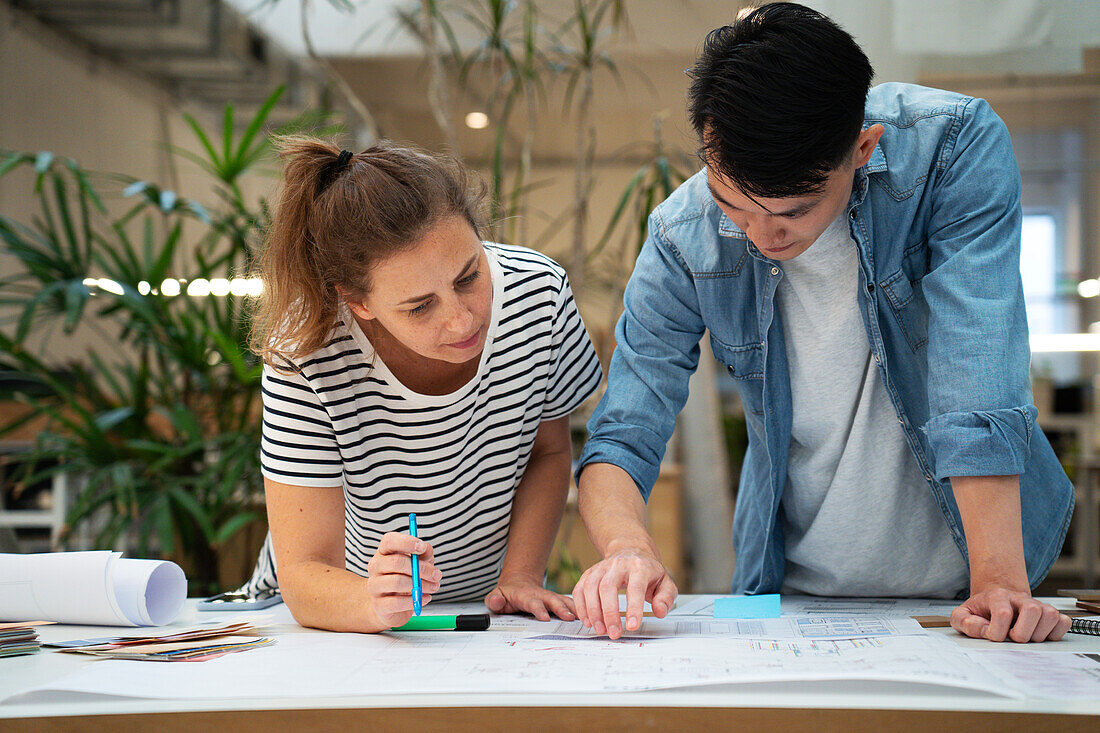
xmin=409 ymin=513 xmax=422 ymax=616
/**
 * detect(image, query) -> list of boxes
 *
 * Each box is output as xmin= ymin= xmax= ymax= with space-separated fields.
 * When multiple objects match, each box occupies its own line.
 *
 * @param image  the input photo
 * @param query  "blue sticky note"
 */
xmin=713 ymin=594 xmax=781 ymax=619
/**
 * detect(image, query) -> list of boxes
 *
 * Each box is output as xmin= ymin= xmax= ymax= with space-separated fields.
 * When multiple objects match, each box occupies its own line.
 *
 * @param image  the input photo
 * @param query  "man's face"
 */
xmin=706 ymin=164 xmax=855 ymax=261
xmin=705 ymin=125 xmax=884 ymax=261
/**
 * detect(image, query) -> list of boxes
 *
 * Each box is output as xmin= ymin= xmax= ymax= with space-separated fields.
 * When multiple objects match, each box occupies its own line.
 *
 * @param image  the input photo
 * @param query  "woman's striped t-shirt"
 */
xmin=240 ymin=243 xmax=603 ymax=602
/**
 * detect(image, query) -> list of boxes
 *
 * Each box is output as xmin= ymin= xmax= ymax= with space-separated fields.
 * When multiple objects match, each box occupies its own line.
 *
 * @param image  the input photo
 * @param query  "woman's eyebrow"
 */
xmin=396 ymin=254 xmax=479 ymax=306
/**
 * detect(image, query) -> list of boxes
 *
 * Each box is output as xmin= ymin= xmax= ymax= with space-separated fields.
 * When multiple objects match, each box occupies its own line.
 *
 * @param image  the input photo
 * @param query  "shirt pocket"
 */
xmin=710 ymin=335 xmax=766 ymax=417
xmin=880 ymin=268 xmax=928 ymax=353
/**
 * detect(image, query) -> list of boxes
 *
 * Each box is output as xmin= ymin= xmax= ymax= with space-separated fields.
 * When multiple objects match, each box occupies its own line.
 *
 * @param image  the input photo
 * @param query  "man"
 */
xmin=572 ymin=2 xmax=1074 ymax=643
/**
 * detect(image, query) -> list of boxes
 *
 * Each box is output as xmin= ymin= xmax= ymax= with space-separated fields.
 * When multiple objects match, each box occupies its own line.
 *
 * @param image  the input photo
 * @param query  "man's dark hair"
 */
xmin=687 ymin=2 xmax=874 ymax=198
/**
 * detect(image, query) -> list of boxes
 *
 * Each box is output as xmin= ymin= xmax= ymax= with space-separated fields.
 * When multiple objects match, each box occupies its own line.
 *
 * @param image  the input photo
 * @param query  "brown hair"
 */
xmin=251 ymin=136 xmax=487 ymax=365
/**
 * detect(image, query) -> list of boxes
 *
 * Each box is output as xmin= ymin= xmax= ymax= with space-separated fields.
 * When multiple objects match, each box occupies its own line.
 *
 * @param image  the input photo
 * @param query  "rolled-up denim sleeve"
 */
xmin=921 ymin=97 xmax=1035 ymax=480
xmin=576 ymin=212 xmax=705 ymax=500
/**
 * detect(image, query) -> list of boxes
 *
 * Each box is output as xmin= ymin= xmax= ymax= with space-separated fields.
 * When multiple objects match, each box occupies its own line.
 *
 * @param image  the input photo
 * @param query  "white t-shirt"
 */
xmin=240 ymin=243 xmax=603 ymax=601
xmin=776 ymin=214 xmax=970 ymax=599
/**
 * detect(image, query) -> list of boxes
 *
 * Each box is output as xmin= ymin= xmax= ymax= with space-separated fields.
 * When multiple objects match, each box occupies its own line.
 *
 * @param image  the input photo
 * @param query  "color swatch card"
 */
xmin=0 ymin=621 xmax=52 ymax=658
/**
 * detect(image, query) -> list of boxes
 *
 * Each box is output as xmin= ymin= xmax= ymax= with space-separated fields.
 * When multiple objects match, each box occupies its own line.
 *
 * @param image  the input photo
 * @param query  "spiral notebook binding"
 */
xmin=1070 ymin=616 xmax=1100 ymax=636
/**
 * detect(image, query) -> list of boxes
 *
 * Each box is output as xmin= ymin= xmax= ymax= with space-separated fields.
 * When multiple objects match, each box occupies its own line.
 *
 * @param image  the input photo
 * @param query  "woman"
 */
xmin=239 ymin=137 xmax=602 ymax=633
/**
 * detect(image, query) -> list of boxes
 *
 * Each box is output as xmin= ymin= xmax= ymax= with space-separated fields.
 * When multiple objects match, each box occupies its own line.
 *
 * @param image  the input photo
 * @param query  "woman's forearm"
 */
xmin=278 ymin=560 xmax=389 ymax=633
xmin=499 ymin=419 xmax=573 ymax=581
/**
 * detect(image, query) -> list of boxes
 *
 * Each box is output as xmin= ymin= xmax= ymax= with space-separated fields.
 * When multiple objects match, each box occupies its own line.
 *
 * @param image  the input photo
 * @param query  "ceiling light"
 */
xmin=465 ymin=112 xmax=489 ymax=130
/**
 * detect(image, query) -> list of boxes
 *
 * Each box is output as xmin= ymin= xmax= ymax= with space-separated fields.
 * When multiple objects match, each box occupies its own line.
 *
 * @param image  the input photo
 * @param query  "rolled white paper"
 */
xmin=0 ymin=551 xmax=186 ymax=626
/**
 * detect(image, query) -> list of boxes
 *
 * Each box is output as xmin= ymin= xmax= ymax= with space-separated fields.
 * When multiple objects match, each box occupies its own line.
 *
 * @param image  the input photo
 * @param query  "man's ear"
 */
xmin=853 ymin=124 xmax=885 ymax=168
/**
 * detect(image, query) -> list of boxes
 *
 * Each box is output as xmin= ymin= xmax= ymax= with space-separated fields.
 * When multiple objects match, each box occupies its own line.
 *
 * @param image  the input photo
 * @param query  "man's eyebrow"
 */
xmin=706 ymin=183 xmax=817 ymax=217
xmin=397 ymin=254 xmax=479 ymax=306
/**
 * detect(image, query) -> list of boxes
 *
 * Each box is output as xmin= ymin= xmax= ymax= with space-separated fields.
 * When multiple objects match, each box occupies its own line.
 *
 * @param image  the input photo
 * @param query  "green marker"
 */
xmin=391 ymin=614 xmax=491 ymax=631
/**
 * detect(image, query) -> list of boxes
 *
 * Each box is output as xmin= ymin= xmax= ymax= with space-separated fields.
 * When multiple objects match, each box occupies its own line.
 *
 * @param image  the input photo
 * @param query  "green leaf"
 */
xmin=0 ymin=152 xmax=32 ymax=179
xmin=235 ymin=86 xmax=285 ymax=167
xmin=33 ymin=151 xmax=54 ymax=174
xmin=16 ymin=280 xmax=66 ymax=341
xmin=123 ymin=180 xmax=148 ymax=198
xmin=213 ymin=512 xmax=259 ymax=545
xmin=155 ymin=494 xmax=176 ymax=555
xmin=62 ymin=278 xmax=90 ymax=332
xmin=167 ymin=485 xmax=216 ymax=542
xmin=159 ymin=189 xmax=178 ymax=213
xmin=222 ymin=103 xmax=234 ymax=175
xmin=183 ymin=113 xmax=220 ymax=170
xmin=94 ymin=406 xmax=135 ymax=432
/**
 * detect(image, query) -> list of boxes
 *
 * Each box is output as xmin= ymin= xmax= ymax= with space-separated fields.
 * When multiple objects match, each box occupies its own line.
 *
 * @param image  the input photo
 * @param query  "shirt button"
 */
xmin=867 ymin=283 xmax=875 ymax=293
xmin=925 ymin=474 xmax=933 ymax=481
xmin=849 ymin=209 xmax=857 ymax=219
xmin=771 ymin=267 xmax=779 ymax=276
xmin=873 ymin=354 xmax=880 ymax=364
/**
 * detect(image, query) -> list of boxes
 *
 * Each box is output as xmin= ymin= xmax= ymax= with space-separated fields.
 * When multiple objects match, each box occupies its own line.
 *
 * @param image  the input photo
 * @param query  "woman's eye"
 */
xmin=458 ymin=270 xmax=480 ymax=287
xmin=408 ymin=301 xmax=431 ymax=316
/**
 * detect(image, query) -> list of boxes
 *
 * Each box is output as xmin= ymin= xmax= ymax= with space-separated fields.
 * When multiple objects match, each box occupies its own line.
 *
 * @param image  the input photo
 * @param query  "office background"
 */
xmin=1 ymin=0 xmax=1098 ymax=596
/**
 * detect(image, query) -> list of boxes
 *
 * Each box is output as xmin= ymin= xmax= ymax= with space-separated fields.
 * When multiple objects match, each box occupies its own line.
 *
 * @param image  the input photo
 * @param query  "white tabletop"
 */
xmin=2 ymin=596 xmax=1098 ymax=729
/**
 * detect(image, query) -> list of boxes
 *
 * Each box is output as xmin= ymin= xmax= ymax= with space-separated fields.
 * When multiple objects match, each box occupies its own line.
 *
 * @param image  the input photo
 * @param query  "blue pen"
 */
xmin=409 ymin=513 xmax=422 ymax=616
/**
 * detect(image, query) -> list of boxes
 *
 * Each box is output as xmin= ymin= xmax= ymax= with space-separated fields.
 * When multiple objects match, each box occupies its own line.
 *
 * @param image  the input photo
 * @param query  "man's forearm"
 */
xmin=577 ymin=462 xmax=659 ymax=558
xmin=950 ymin=474 xmax=1030 ymax=592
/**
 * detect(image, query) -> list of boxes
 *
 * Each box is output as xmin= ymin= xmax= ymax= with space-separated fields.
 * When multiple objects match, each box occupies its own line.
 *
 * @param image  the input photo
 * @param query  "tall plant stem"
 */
xmin=301 ymin=0 xmax=380 ymax=143
xmin=422 ymin=1 xmax=459 ymax=154
xmin=571 ymin=67 xmax=595 ymax=295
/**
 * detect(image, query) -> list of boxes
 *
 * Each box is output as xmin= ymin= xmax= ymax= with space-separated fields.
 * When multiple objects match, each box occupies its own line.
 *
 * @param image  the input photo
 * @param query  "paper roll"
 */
xmin=0 ymin=551 xmax=187 ymax=626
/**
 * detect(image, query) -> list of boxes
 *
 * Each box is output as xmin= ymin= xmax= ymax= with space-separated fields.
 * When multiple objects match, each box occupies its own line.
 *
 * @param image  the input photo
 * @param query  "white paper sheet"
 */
xmin=7 ymin=627 xmax=1016 ymax=701
xmin=966 ymin=650 xmax=1100 ymax=699
xmin=532 ymin=615 xmax=926 ymax=640
xmin=0 ymin=552 xmax=185 ymax=626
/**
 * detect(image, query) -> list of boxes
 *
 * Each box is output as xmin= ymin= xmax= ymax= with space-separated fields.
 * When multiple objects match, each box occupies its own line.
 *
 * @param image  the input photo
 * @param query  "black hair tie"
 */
xmin=319 ymin=150 xmax=354 ymax=194
xmin=335 ymin=149 xmax=353 ymax=172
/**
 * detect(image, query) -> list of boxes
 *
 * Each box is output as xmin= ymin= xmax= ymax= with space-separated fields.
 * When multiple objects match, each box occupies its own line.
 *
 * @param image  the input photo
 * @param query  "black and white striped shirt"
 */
xmin=240 ymin=244 xmax=602 ymax=601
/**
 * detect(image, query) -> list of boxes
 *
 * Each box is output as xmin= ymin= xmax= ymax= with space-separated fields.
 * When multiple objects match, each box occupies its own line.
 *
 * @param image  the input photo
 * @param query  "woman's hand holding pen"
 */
xmin=364 ymin=531 xmax=441 ymax=629
xmin=485 ymin=572 xmax=577 ymax=622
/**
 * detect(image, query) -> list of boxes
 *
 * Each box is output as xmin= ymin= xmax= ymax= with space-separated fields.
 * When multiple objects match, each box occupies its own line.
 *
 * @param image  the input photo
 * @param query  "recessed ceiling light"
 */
xmin=465 ymin=112 xmax=489 ymax=130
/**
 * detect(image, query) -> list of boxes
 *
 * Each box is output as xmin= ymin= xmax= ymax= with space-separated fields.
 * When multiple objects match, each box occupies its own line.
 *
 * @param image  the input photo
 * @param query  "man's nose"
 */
xmin=747 ymin=217 xmax=785 ymax=247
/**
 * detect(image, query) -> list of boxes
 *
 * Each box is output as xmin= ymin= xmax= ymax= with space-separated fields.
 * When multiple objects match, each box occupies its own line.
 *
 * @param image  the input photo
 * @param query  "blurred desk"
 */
xmin=2 ymin=598 xmax=1099 ymax=732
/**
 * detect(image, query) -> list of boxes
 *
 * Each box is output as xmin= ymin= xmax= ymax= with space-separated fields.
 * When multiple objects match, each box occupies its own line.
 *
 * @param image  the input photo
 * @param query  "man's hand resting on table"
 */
xmin=571 ymin=546 xmax=678 ymax=640
xmin=950 ymin=585 xmax=1072 ymax=643
xmin=484 ymin=573 xmax=577 ymax=622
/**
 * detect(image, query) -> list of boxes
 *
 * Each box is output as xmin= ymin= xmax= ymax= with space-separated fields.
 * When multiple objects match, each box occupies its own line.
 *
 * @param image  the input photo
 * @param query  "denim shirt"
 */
xmin=578 ymin=82 xmax=1074 ymax=595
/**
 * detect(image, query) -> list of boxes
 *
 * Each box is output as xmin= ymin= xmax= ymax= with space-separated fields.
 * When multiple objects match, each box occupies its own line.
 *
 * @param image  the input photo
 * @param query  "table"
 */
xmin=2 ymin=597 xmax=1098 ymax=732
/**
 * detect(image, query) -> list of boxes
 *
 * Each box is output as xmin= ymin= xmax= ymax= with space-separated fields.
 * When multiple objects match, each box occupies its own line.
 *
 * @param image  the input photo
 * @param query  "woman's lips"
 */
xmin=447 ymin=329 xmax=482 ymax=350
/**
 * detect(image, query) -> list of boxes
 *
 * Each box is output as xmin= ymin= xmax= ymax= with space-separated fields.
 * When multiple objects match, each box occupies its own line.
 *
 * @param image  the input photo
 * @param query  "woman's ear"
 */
xmin=337 ymin=287 xmax=375 ymax=321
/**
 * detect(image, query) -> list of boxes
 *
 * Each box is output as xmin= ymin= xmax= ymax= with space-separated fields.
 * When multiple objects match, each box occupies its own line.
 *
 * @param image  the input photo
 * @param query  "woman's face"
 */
xmin=346 ymin=215 xmax=492 ymax=365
